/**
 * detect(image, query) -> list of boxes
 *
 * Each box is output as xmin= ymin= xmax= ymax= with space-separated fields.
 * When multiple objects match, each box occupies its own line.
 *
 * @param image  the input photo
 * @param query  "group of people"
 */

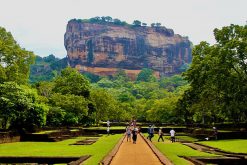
xmin=126 ymin=118 xmax=139 ymax=144
xmin=147 ymin=125 xmax=176 ymax=143
xmin=108 ymin=120 xmax=218 ymax=142
xmin=126 ymin=125 xmax=139 ymax=144
xmin=126 ymin=123 xmax=176 ymax=143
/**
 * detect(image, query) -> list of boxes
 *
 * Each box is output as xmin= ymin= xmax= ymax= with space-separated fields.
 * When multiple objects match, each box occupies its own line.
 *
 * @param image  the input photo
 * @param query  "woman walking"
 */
xmin=126 ymin=126 xmax=132 ymax=142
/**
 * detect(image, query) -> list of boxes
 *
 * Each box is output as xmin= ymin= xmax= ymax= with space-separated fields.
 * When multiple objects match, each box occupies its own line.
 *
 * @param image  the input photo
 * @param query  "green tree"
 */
xmin=90 ymin=88 xmax=118 ymax=123
xmin=151 ymin=23 xmax=155 ymax=27
xmin=133 ymin=20 xmax=142 ymax=26
xmin=0 ymin=82 xmax=48 ymax=131
xmin=49 ymin=93 xmax=88 ymax=125
xmin=142 ymin=23 xmax=147 ymax=26
xmin=0 ymin=27 xmax=35 ymax=84
xmin=105 ymin=16 xmax=113 ymax=22
xmin=146 ymin=96 xmax=178 ymax=123
xmin=136 ymin=68 xmax=157 ymax=82
xmin=156 ymin=23 xmax=161 ymax=27
xmin=53 ymin=67 xmax=90 ymax=97
xmin=182 ymin=24 xmax=247 ymax=123
xmin=46 ymin=107 xmax=65 ymax=126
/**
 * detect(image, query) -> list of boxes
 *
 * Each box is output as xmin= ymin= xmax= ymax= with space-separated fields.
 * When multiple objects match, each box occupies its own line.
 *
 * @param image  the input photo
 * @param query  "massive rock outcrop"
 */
xmin=64 ymin=19 xmax=192 ymax=78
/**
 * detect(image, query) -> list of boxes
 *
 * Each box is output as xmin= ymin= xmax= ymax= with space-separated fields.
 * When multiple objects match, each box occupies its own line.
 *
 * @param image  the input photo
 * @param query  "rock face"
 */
xmin=64 ymin=19 xmax=192 ymax=78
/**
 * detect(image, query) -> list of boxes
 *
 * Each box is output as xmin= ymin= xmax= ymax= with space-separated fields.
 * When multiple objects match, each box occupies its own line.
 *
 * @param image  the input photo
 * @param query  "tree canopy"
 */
xmin=0 ymin=27 xmax=35 ymax=84
xmin=179 ymin=24 xmax=247 ymax=124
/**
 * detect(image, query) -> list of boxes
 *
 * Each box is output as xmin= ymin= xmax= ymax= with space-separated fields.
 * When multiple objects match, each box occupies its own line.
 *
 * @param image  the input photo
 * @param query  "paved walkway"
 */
xmin=110 ymin=134 xmax=162 ymax=165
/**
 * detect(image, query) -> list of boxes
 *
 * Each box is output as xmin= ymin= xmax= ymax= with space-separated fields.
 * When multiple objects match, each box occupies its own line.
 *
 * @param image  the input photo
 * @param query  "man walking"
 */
xmin=170 ymin=128 xmax=175 ymax=143
xmin=147 ymin=125 xmax=154 ymax=141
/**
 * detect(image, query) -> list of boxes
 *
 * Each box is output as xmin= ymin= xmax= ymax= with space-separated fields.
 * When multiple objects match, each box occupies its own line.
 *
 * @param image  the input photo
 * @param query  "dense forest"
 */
xmin=0 ymin=24 xmax=246 ymax=132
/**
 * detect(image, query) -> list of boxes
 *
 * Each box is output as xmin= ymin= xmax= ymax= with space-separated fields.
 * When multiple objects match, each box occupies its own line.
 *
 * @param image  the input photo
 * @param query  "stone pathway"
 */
xmin=110 ymin=134 xmax=163 ymax=165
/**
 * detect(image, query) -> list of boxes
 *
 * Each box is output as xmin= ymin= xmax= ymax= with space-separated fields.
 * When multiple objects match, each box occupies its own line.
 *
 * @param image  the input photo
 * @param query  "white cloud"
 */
xmin=0 ymin=0 xmax=246 ymax=58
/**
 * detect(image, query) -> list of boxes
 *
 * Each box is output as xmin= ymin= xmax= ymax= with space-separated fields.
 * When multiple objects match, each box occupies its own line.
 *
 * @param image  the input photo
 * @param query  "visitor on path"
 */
xmin=158 ymin=128 xmax=164 ymax=142
xmin=126 ymin=126 xmax=132 ymax=142
xmin=130 ymin=117 xmax=137 ymax=127
xmin=132 ymin=127 xmax=138 ymax=144
xmin=170 ymin=128 xmax=175 ymax=143
xmin=107 ymin=120 xmax=110 ymax=127
xmin=213 ymin=127 xmax=218 ymax=140
xmin=107 ymin=126 xmax=110 ymax=135
xmin=147 ymin=125 xmax=154 ymax=141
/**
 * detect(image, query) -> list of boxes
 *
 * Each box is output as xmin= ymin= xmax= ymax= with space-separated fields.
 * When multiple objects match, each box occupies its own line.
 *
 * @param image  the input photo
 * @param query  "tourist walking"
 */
xmin=126 ymin=126 xmax=132 ymax=142
xmin=132 ymin=127 xmax=138 ymax=144
xmin=158 ymin=128 xmax=164 ymax=142
xmin=107 ymin=120 xmax=110 ymax=127
xmin=107 ymin=126 xmax=110 ymax=135
xmin=147 ymin=125 xmax=154 ymax=141
xmin=213 ymin=127 xmax=218 ymax=140
xmin=170 ymin=128 xmax=175 ymax=143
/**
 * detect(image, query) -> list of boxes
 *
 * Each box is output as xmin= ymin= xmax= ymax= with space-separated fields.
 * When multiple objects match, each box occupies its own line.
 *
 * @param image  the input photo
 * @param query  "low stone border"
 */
xmin=68 ymin=155 xmax=91 ymax=165
xmin=99 ymin=134 xmax=126 ymax=165
xmin=183 ymin=156 xmax=247 ymax=165
xmin=72 ymin=138 xmax=99 ymax=145
xmin=0 ymin=156 xmax=89 ymax=164
xmin=140 ymin=133 xmax=173 ymax=165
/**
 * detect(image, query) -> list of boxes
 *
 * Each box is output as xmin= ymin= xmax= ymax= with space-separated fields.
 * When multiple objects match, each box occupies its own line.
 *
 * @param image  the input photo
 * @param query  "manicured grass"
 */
xmin=199 ymin=139 xmax=247 ymax=153
xmin=154 ymin=141 xmax=218 ymax=165
xmin=33 ymin=130 xmax=59 ymax=134
xmin=142 ymin=133 xmax=217 ymax=165
xmin=173 ymin=136 xmax=199 ymax=142
xmin=86 ymin=126 xmax=126 ymax=130
xmin=0 ymin=134 xmax=123 ymax=164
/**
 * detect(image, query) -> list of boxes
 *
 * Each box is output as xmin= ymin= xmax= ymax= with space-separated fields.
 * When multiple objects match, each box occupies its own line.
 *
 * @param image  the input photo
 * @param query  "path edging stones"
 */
xmin=140 ymin=133 xmax=173 ymax=165
xmin=99 ymin=134 xmax=126 ymax=165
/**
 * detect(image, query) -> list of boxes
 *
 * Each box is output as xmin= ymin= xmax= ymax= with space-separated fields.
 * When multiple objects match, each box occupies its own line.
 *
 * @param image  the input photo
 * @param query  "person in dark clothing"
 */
xmin=132 ymin=127 xmax=138 ymax=144
xmin=147 ymin=125 xmax=154 ymax=141
xmin=213 ymin=127 xmax=218 ymax=140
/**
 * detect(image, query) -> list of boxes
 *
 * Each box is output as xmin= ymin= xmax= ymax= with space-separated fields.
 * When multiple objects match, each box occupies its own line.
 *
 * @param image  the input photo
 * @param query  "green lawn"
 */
xmin=0 ymin=134 xmax=123 ymax=165
xmin=86 ymin=126 xmax=126 ymax=130
xmin=199 ymin=139 xmax=247 ymax=154
xmin=172 ymin=136 xmax=199 ymax=142
xmin=142 ymin=133 xmax=217 ymax=165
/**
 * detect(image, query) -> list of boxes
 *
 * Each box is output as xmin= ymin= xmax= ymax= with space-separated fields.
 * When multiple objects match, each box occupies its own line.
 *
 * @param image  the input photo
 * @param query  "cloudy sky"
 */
xmin=0 ymin=0 xmax=246 ymax=58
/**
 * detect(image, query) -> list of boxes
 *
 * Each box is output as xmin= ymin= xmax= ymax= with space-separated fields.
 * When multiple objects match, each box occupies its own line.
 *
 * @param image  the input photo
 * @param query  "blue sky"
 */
xmin=0 ymin=0 xmax=246 ymax=58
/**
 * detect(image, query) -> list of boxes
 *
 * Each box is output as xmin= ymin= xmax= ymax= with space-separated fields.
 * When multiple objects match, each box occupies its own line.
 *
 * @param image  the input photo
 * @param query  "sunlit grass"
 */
xmin=142 ymin=133 xmax=218 ymax=165
xmin=199 ymin=139 xmax=247 ymax=153
xmin=86 ymin=126 xmax=126 ymax=130
xmin=0 ymin=134 xmax=123 ymax=164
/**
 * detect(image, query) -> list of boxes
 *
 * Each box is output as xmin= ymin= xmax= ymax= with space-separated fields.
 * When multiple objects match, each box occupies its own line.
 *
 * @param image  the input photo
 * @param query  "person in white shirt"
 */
xmin=107 ymin=126 xmax=110 ymax=135
xmin=170 ymin=128 xmax=175 ymax=143
xmin=107 ymin=120 xmax=110 ymax=127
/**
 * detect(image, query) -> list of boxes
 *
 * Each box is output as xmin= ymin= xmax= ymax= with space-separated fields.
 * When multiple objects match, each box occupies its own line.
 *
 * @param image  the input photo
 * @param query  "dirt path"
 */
xmin=110 ymin=134 xmax=162 ymax=165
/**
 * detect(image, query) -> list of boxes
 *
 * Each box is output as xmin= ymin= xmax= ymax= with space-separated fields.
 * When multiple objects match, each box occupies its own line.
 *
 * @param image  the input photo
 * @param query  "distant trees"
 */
xmin=136 ymin=68 xmax=157 ymax=82
xmin=142 ymin=23 xmax=147 ymax=26
xmin=151 ymin=22 xmax=162 ymax=27
xmin=72 ymin=17 xmax=165 ymax=28
xmin=133 ymin=20 xmax=142 ymax=26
